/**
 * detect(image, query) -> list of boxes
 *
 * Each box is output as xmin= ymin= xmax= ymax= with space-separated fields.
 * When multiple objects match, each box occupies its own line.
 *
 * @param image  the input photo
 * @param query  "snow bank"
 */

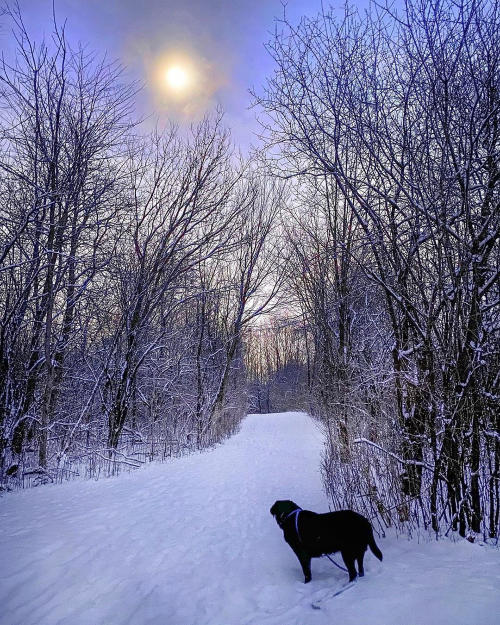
xmin=0 ymin=412 xmax=498 ymax=624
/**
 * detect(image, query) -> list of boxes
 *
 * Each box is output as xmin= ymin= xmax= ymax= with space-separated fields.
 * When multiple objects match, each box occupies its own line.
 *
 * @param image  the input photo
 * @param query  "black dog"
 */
xmin=270 ymin=500 xmax=383 ymax=583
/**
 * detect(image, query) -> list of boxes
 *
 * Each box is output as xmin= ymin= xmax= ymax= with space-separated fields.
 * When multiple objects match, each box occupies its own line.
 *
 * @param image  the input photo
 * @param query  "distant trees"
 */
xmin=211 ymin=175 xmax=283 ymax=420
xmin=256 ymin=0 xmax=499 ymax=538
xmin=0 ymin=8 xmax=279 ymax=486
xmin=245 ymin=318 xmax=311 ymax=413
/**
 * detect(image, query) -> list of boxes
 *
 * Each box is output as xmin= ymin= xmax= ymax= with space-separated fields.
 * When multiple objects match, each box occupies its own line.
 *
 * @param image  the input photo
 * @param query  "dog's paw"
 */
xmin=304 ymin=576 xmax=312 ymax=584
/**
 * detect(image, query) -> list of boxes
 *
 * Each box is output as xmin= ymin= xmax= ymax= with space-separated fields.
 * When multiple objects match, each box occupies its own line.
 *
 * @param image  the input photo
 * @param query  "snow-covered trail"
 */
xmin=1 ymin=412 xmax=499 ymax=625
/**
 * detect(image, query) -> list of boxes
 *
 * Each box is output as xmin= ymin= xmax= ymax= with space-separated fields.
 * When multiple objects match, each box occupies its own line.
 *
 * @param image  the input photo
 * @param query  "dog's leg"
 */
xmin=291 ymin=545 xmax=312 ymax=583
xmin=299 ymin=553 xmax=312 ymax=584
xmin=356 ymin=550 xmax=365 ymax=577
xmin=340 ymin=551 xmax=357 ymax=583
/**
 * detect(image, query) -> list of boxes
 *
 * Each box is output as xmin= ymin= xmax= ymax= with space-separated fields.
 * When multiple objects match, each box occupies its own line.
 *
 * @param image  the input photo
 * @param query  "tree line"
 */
xmin=0 ymin=7 xmax=281 ymax=486
xmin=255 ymin=0 xmax=499 ymax=540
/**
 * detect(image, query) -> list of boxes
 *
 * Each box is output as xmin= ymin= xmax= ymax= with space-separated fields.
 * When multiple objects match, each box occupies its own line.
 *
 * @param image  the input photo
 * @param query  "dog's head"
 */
xmin=270 ymin=500 xmax=300 ymax=526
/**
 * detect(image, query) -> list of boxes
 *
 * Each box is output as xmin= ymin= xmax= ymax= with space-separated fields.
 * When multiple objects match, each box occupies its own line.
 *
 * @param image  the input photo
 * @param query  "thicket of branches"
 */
xmin=256 ymin=0 xmax=499 ymax=539
xmin=0 ymin=8 xmax=281 ymax=487
xmin=1 ymin=0 xmax=498 ymax=544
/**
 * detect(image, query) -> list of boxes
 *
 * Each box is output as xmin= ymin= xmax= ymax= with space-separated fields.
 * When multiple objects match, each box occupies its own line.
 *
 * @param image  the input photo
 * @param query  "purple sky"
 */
xmin=1 ymin=0 xmax=327 ymax=150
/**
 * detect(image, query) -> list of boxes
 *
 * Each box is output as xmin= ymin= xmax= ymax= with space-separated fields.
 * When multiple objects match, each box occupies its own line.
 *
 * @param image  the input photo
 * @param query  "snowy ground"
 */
xmin=1 ymin=411 xmax=499 ymax=625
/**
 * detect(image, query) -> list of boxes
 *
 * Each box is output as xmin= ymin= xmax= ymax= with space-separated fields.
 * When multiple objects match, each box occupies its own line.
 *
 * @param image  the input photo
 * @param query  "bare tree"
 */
xmin=208 ymin=174 xmax=284 ymax=428
xmin=100 ymin=115 xmax=243 ymax=456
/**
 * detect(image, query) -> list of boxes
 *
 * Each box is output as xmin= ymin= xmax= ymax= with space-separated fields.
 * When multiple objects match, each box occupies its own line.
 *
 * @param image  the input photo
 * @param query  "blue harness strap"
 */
xmin=294 ymin=509 xmax=301 ymax=540
xmin=283 ymin=508 xmax=302 ymax=542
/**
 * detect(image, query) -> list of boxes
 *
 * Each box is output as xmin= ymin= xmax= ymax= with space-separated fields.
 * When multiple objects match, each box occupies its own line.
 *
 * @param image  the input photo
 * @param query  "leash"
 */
xmin=283 ymin=508 xmax=348 ymax=573
xmin=323 ymin=553 xmax=348 ymax=572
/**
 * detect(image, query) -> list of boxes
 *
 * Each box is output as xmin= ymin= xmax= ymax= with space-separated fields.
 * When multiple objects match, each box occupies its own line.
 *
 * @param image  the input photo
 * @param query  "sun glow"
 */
xmin=151 ymin=50 xmax=222 ymax=118
xmin=166 ymin=65 xmax=189 ymax=90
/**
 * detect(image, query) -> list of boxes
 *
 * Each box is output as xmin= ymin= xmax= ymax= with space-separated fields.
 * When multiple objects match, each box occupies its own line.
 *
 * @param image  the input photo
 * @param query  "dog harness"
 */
xmin=280 ymin=507 xmax=302 ymax=542
xmin=279 ymin=507 xmax=349 ymax=572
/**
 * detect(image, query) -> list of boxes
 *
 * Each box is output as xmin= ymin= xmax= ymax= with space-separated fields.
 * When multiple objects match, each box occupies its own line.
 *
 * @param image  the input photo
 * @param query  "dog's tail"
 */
xmin=368 ymin=527 xmax=383 ymax=561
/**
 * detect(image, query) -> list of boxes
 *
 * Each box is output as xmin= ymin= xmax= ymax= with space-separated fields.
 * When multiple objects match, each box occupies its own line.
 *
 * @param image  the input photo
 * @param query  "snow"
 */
xmin=1 ymin=411 xmax=499 ymax=625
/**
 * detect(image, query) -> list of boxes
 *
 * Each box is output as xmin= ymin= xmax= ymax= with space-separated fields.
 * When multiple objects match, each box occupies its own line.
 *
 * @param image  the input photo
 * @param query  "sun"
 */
xmin=166 ymin=66 xmax=189 ymax=90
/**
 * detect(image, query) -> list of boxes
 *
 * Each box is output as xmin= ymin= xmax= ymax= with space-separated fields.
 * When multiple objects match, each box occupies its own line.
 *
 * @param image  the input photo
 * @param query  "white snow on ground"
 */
xmin=1 ymin=411 xmax=499 ymax=625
